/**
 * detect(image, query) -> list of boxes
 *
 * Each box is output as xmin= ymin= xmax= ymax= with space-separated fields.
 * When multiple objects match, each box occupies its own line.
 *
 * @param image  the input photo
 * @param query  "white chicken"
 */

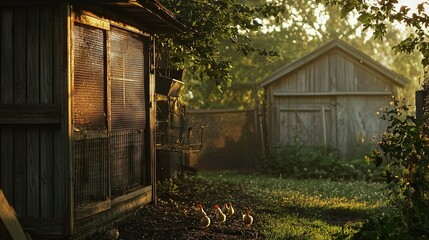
xmin=199 ymin=212 xmax=211 ymax=228
xmin=195 ymin=203 xmax=206 ymax=219
xmin=213 ymin=204 xmax=226 ymax=223
xmin=227 ymin=202 xmax=235 ymax=216
xmin=242 ymin=209 xmax=253 ymax=226
xmin=221 ymin=202 xmax=235 ymax=216
xmin=104 ymin=227 xmax=119 ymax=240
xmin=221 ymin=203 xmax=230 ymax=216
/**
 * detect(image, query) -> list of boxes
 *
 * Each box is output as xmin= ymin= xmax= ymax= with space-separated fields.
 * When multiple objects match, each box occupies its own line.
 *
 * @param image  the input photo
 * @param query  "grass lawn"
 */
xmin=118 ymin=171 xmax=388 ymax=239
xmin=200 ymin=171 xmax=387 ymax=239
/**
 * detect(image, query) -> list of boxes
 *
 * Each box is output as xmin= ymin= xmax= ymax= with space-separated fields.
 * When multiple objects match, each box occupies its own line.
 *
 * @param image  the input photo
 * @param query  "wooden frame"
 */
xmin=0 ymin=104 xmax=60 ymax=124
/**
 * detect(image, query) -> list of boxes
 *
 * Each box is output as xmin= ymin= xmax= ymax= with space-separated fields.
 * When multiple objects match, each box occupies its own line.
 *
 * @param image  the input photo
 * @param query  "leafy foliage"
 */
xmin=362 ymin=98 xmax=429 ymax=238
xmin=158 ymin=0 xmax=285 ymax=87
xmin=324 ymin=0 xmax=429 ymax=70
xmin=177 ymin=0 xmax=422 ymax=109
xmin=263 ymin=145 xmax=383 ymax=182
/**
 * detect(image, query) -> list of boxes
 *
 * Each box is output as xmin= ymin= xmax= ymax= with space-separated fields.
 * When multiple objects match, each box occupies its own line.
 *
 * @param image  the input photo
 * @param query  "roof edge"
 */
xmin=137 ymin=0 xmax=188 ymax=32
xmin=258 ymin=38 xmax=410 ymax=88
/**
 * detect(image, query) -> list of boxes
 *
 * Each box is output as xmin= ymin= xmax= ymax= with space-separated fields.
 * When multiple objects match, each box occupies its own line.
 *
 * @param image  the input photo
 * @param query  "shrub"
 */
xmin=263 ymin=144 xmax=381 ymax=181
xmin=354 ymin=98 xmax=429 ymax=239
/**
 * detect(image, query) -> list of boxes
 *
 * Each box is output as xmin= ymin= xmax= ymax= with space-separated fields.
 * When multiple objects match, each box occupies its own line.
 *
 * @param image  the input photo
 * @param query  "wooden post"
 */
xmin=150 ymin=35 xmax=157 ymax=205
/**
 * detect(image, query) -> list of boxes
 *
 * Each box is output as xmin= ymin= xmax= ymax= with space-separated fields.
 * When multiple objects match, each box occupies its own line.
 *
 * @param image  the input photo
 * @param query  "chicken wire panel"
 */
xmin=73 ymin=138 xmax=109 ymax=207
xmin=110 ymin=26 xmax=146 ymax=131
xmin=73 ymin=23 xmax=107 ymax=131
xmin=156 ymin=126 xmax=204 ymax=152
xmin=110 ymin=130 xmax=146 ymax=197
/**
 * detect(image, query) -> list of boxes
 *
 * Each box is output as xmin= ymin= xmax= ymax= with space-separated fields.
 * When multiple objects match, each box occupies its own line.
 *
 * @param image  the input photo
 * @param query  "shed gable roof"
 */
xmin=258 ymin=39 xmax=410 ymax=88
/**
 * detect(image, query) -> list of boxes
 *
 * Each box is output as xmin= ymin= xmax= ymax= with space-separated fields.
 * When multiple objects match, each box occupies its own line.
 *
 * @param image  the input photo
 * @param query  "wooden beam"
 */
xmin=111 ymin=185 xmax=151 ymax=205
xmin=0 ymin=190 xmax=28 ymax=240
xmin=0 ymin=104 xmax=61 ymax=124
xmin=74 ymin=200 xmax=111 ymax=221
xmin=280 ymin=107 xmax=331 ymax=112
xmin=274 ymin=91 xmax=393 ymax=97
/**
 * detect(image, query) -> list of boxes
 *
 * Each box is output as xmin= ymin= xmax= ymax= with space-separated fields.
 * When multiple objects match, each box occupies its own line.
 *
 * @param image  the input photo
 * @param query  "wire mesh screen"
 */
xmin=110 ymin=26 xmax=146 ymax=131
xmin=73 ymin=23 xmax=107 ymax=131
xmin=110 ymin=130 xmax=146 ymax=197
xmin=73 ymin=138 xmax=109 ymax=207
xmin=156 ymin=126 xmax=204 ymax=152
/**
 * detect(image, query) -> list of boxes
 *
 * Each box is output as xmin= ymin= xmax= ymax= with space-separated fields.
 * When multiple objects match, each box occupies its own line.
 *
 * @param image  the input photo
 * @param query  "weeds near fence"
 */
xmin=262 ymin=145 xmax=383 ymax=182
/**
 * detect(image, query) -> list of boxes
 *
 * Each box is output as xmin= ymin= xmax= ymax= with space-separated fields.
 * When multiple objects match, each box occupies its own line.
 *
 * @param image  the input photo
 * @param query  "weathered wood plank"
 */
xmin=27 ymin=7 xmax=40 ymax=104
xmin=58 ymin=4 xmax=71 ymax=234
xmin=0 ymin=104 xmax=61 ymax=124
xmin=110 ymin=186 xmax=151 ymax=220
xmin=40 ymin=125 xmax=54 ymax=217
xmin=26 ymin=125 xmax=40 ymax=218
xmin=273 ymin=91 xmax=392 ymax=97
xmin=329 ymin=53 xmax=337 ymax=91
xmin=52 ymin=3 xmax=66 ymax=220
xmin=13 ymin=9 xmax=28 ymax=217
xmin=27 ymin=7 xmax=41 ymax=218
xmin=0 ymin=9 xmax=15 ymax=204
xmin=74 ymin=200 xmax=111 ymax=221
xmin=40 ymin=7 xmax=54 ymax=219
xmin=19 ymin=218 xmax=63 ymax=235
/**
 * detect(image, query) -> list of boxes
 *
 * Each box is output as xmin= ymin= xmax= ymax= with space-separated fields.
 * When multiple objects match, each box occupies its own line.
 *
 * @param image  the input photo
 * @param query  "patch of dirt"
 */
xmin=102 ymin=176 xmax=261 ymax=239
xmin=117 ymin=202 xmax=259 ymax=240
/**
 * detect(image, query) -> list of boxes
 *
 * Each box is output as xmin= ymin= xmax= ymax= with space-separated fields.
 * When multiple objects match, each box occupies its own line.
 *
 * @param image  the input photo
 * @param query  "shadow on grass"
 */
xmin=258 ymin=203 xmax=386 ymax=226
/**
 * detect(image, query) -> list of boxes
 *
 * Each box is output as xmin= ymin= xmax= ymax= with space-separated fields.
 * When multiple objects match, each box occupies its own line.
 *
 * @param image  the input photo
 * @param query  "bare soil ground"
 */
xmin=118 ymin=177 xmax=260 ymax=239
xmin=86 ymin=176 xmax=261 ymax=240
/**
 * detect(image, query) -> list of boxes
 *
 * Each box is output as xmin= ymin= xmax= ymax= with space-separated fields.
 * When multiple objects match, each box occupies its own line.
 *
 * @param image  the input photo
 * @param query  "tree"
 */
xmin=323 ymin=0 xmax=429 ymax=73
xmin=160 ymin=0 xmax=423 ymax=109
xmin=176 ymin=0 xmax=352 ymax=109
xmin=158 ymin=0 xmax=286 ymax=88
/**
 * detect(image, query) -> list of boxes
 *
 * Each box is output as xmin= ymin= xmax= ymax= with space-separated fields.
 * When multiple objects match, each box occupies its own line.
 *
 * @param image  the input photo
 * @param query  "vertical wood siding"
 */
xmin=0 ymin=5 xmax=68 ymax=235
xmin=268 ymin=50 xmax=397 ymax=159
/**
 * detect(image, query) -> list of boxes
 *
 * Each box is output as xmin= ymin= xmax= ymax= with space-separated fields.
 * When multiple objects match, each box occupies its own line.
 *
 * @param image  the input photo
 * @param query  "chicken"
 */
xmin=199 ymin=212 xmax=211 ymax=228
xmin=213 ymin=204 xmax=226 ymax=223
xmin=242 ymin=209 xmax=253 ymax=226
xmin=195 ymin=203 xmax=207 ymax=219
xmin=221 ymin=202 xmax=235 ymax=216
xmin=227 ymin=202 xmax=235 ymax=216
xmin=221 ymin=203 xmax=230 ymax=216
xmin=104 ymin=227 xmax=119 ymax=240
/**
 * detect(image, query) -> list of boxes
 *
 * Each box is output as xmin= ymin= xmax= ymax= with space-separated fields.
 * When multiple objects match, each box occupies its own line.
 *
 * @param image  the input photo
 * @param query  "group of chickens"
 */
xmin=101 ymin=203 xmax=253 ymax=239
xmin=195 ymin=202 xmax=253 ymax=228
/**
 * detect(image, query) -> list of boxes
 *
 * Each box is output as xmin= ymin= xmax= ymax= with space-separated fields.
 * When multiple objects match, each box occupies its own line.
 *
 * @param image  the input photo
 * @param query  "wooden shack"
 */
xmin=0 ymin=0 xmax=185 ymax=238
xmin=259 ymin=39 xmax=410 ymax=159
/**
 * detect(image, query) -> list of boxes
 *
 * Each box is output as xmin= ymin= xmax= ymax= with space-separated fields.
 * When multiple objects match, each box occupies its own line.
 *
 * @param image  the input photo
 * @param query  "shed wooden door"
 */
xmin=279 ymin=107 xmax=331 ymax=147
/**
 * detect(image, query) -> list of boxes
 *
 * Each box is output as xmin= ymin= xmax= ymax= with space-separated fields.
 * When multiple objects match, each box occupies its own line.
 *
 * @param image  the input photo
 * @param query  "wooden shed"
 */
xmin=0 ymin=0 xmax=185 ymax=239
xmin=259 ymin=39 xmax=410 ymax=159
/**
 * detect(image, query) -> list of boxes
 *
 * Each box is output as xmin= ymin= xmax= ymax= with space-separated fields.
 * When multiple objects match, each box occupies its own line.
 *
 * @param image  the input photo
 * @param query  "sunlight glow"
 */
xmin=397 ymin=0 xmax=428 ymax=15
